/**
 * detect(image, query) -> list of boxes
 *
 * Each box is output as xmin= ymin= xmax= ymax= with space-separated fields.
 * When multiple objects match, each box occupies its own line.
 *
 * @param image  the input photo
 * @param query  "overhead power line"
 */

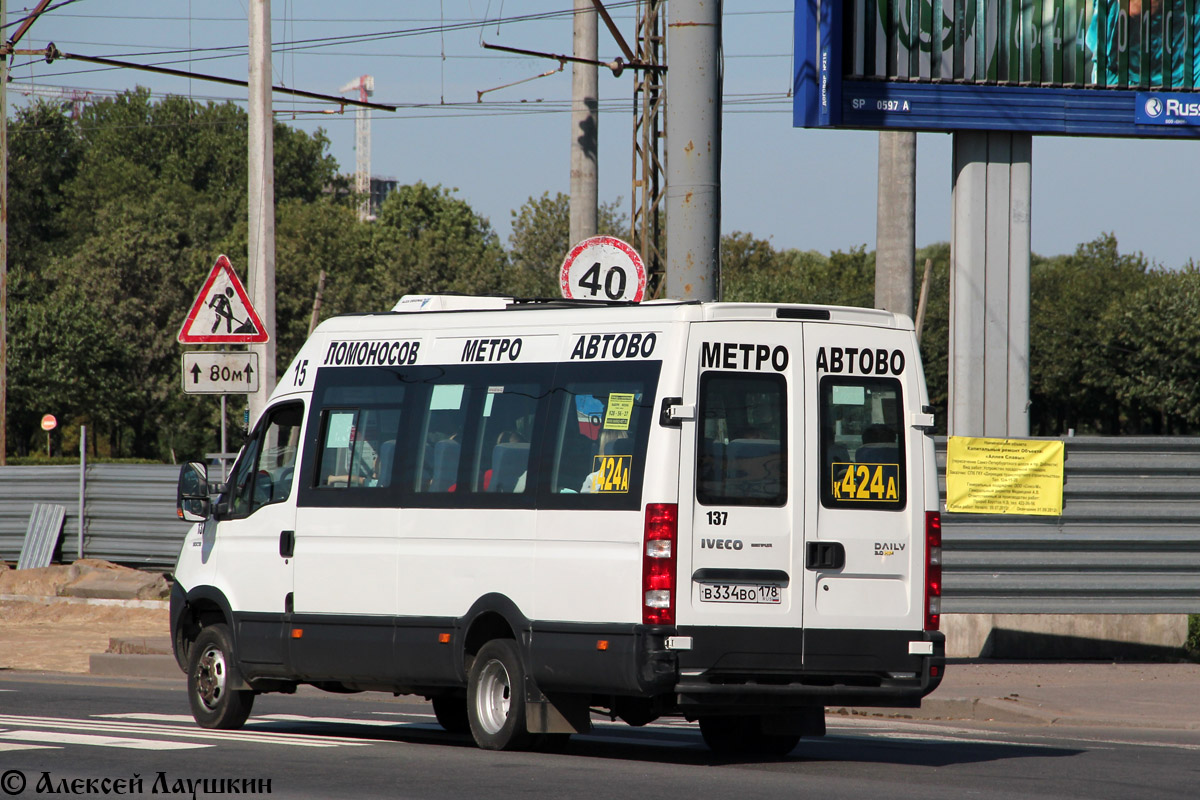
xmin=27 ymin=45 xmax=397 ymax=111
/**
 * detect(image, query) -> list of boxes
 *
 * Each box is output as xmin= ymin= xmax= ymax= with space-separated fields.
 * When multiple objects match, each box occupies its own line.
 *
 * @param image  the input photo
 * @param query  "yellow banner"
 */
xmin=946 ymin=437 xmax=1064 ymax=516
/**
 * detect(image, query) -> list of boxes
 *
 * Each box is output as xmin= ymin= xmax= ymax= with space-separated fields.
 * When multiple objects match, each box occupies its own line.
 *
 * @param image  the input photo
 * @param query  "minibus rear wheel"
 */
xmin=467 ymin=639 xmax=532 ymax=750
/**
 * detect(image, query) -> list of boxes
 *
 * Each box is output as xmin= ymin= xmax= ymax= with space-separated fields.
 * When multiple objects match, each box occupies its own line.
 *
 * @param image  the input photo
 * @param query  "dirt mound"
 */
xmin=0 ymin=559 xmax=169 ymax=600
xmin=0 ymin=560 xmax=171 ymax=674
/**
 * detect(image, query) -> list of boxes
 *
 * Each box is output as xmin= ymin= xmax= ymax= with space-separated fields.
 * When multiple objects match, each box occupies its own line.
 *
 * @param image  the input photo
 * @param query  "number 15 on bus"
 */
xmin=559 ymin=236 xmax=647 ymax=303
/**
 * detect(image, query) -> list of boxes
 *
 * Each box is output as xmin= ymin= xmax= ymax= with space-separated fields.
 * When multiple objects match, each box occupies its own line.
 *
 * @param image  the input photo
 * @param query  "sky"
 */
xmin=6 ymin=1 xmax=1198 ymax=270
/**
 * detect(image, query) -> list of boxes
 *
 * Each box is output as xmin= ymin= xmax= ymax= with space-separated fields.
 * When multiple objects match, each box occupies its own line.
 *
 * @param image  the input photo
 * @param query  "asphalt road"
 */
xmin=2 ymin=674 xmax=1198 ymax=799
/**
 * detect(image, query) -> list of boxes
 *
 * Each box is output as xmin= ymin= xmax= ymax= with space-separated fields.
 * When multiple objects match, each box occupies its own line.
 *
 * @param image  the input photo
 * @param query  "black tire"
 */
xmin=467 ymin=639 xmax=533 ymax=751
xmin=187 ymin=623 xmax=254 ymax=730
xmin=432 ymin=696 xmax=471 ymax=734
xmin=698 ymin=715 xmax=800 ymax=757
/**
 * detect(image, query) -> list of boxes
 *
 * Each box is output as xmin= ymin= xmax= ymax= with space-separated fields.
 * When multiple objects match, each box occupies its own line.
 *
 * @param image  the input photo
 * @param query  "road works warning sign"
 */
xmin=946 ymin=437 xmax=1065 ymax=516
xmin=178 ymin=255 xmax=268 ymax=344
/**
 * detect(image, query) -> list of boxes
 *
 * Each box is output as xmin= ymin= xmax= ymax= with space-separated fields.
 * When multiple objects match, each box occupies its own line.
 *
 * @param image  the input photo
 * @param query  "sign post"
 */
xmin=40 ymin=413 xmax=56 ymax=457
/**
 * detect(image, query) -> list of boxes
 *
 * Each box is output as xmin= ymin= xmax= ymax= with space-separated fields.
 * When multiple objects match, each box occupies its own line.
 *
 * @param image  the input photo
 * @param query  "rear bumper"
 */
xmin=670 ymin=626 xmax=945 ymax=710
xmin=534 ymin=623 xmax=945 ymax=710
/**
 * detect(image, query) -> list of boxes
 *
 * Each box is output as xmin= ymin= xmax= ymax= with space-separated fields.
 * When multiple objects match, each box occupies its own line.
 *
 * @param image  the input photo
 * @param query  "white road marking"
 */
xmin=0 ymin=742 xmax=56 ymax=752
xmin=0 ymin=730 xmax=207 ymax=750
xmin=825 ymin=717 xmax=1200 ymax=753
xmin=252 ymin=713 xmax=405 ymax=728
xmin=0 ymin=714 xmax=374 ymax=750
xmin=95 ymin=713 xmax=196 ymax=723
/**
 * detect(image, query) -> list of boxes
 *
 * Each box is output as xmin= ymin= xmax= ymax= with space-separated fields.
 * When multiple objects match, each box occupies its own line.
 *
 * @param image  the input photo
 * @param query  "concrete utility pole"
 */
xmin=1 ymin=0 xmax=8 ymax=465
xmin=570 ymin=0 xmax=598 ymax=245
xmin=247 ymin=0 xmax=276 ymax=430
xmin=875 ymin=131 xmax=916 ymax=318
xmin=665 ymin=0 xmax=721 ymax=301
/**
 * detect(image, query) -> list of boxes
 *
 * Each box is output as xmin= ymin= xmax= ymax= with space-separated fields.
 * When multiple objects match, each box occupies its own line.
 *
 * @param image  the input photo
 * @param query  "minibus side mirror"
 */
xmin=177 ymin=461 xmax=211 ymax=522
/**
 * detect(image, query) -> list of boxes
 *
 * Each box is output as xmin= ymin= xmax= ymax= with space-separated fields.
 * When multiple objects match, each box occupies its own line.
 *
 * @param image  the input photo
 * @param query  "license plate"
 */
xmin=698 ymin=583 xmax=782 ymax=604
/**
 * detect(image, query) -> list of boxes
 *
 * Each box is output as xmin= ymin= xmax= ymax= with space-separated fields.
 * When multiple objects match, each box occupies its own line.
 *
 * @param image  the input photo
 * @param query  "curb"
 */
xmin=0 ymin=594 xmax=169 ymax=610
xmin=829 ymin=697 xmax=1063 ymax=727
xmin=89 ymin=653 xmax=183 ymax=680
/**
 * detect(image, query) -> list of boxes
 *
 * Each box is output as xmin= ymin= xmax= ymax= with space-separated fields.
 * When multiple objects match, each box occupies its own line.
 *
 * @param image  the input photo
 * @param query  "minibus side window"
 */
xmin=408 ymin=366 xmax=549 ymax=500
xmin=227 ymin=401 xmax=304 ymax=518
xmin=539 ymin=360 xmax=659 ymax=510
xmin=309 ymin=378 xmax=405 ymax=492
xmin=414 ymin=384 xmax=471 ymax=493
xmin=316 ymin=406 xmax=403 ymax=489
xmin=818 ymin=376 xmax=906 ymax=510
xmin=697 ymin=372 xmax=787 ymax=506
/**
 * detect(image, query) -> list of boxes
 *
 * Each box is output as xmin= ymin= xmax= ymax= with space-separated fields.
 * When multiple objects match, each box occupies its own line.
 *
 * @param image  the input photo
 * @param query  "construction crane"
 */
xmin=339 ymin=75 xmax=374 ymax=221
xmin=8 ymin=82 xmax=94 ymax=119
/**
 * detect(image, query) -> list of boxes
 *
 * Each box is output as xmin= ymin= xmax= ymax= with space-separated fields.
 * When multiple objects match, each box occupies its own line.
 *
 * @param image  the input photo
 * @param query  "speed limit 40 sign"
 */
xmin=559 ymin=236 xmax=647 ymax=302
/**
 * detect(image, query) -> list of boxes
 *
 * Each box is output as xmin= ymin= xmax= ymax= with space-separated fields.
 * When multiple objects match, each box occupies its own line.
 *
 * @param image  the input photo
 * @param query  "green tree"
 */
xmin=274 ymin=197 xmax=376 ymax=368
xmin=505 ymin=192 xmax=628 ymax=296
xmin=370 ymin=182 xmax=506 ymax=298
xmin=7 ymin=101 xmax=83 ymax=268
xmin=1029 ymin=233 xmax=1150 ymax=435
xmin=4 ymin=90 xmax=339 ymax=459
xmin=1095 ymin=266 xmax=1200 ymax=433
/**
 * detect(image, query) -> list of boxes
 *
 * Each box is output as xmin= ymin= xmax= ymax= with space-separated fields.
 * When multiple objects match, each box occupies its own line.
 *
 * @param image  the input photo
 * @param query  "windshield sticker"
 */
xmin=603 ymin=393 xmax=636 ymax=430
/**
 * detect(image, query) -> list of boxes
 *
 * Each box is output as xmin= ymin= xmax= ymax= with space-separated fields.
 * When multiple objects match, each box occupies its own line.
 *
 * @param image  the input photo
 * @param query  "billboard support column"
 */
xmin=949 ymin=130 xmax=1031 ymax=438
xmin=875 ymin=131 xmax=916 ymax=317
xmin=666 ymin=0 xmax=721 ymax=301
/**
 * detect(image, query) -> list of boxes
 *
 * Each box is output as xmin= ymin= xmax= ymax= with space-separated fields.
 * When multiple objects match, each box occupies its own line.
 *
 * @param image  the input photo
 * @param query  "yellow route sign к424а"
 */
xmin=945 ymin=437 xmax=1065 ymax=516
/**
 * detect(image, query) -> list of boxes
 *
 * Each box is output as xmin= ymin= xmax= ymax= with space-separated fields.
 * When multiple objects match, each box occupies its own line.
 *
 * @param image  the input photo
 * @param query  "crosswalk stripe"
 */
xmin=253 ymin=713 xmax=407 ymax=728
xmin=0 ymin=730 xmax=208 ymax=751
xmin=0 ymin=742 xmax=56 ymax=752
xmin=0 ymin=715 xmax=372 ymax=748
xmin=96 ymin=714 xmax=196 ymax=724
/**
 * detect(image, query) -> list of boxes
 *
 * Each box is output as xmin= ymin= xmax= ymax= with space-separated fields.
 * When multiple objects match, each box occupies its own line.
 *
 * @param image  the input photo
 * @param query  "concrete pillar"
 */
xmin=247 ymin=0 xmax=276 ymax=429
xmin=949 ymin=131 xmax=1031 ymax=437
xmin=666 ymin=0 xmax=722 ymax=301
xmin=570 ymin=0 xmax=598 ymax=245
xmin=875 ymin=131 xmax=916 ymax=317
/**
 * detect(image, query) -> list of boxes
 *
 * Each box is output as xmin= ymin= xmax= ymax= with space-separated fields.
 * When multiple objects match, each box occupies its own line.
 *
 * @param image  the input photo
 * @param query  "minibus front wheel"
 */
xmin=187 ymin=623 xmax=254 ymax=730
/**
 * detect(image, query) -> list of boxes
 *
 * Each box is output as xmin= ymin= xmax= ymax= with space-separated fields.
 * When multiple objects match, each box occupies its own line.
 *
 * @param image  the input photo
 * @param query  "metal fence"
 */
xmin=2 ymin=438 xmax=1200 ymax=614
xmin=0 ymin=464 xmax=191 ymax=570
xmin=940 ymin=437 xmax=1200 ymax=614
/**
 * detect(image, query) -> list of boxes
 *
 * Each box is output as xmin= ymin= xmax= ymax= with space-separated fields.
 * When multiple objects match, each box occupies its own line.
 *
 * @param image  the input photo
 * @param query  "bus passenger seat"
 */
xmin=490 ymin=442 xmax=530 ymax=492
xmin=430 ymin=439 xmax=460 ymax=491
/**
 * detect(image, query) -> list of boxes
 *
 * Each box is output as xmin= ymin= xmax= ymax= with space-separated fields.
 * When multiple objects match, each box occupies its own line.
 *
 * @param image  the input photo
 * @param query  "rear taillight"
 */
xmin=642 ymin=503 xmax=678 ymax=626
xmin=924 ymin=510 xmax=942 ymax=631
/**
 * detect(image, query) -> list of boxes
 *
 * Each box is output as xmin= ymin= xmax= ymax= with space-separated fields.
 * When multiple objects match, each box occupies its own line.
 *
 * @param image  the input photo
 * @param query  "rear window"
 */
xmin=697 ymin=372 xmax=787 ymax=506
xmin=819 ymin=376 xmax=906 ymax=510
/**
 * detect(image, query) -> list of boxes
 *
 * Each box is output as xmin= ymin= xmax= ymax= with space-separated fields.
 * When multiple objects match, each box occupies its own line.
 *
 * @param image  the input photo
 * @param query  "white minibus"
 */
xmin=173 ymin=295 xmax=944 ymax=754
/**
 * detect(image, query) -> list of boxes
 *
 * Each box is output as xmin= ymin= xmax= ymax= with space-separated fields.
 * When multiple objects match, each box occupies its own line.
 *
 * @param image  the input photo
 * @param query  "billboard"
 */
xmin=795 ymin=1 xmax=1200 ymax=136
